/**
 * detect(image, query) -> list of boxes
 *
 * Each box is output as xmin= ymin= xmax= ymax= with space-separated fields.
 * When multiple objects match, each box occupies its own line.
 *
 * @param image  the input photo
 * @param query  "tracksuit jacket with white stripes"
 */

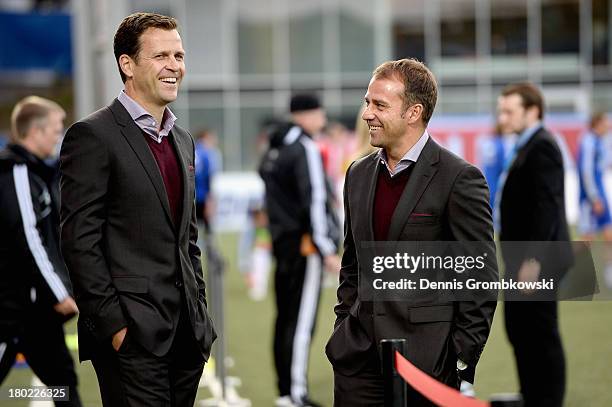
xmin=0 ymin=144 xmax=72 ymax=332
xmin=259 ymin=123 xmax=340 ymax=255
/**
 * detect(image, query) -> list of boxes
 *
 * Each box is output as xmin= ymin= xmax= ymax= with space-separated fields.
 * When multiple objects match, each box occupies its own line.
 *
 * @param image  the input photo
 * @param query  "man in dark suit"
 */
xmin=60 ymin=12 xmax=216 ymax=406
xmin=496 ymin=82 xmax=572 ymax=407
xmin=325 ymin=58 xmax=498 ymax=406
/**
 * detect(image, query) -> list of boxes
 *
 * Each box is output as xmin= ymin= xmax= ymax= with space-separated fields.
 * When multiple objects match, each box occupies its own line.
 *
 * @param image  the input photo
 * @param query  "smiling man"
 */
xmin=60 ymin=13 xmax=215 ymax=406
xmin=325 ymin=59 xmax=497 ymax=406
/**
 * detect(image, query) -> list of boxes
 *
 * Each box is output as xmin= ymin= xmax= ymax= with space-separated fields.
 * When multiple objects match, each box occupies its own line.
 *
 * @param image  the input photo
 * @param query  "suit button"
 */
xmin=175 ymin=280 xmax=183 ymax=288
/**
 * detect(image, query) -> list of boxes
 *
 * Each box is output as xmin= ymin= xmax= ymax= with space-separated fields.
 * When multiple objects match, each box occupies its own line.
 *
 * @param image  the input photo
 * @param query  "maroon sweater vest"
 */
xmin=373 ymin=165 xmax=412 ymax=241
xmin=143 ymin=131 xmax=183 ymax=227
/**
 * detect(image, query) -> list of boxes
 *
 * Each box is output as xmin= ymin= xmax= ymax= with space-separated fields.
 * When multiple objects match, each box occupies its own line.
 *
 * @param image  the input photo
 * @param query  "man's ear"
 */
xmin=119 ymin=54 xmax=134 ymax=80
xmin=527 ymin=105 xmax=540 ymax=122
xmin=405 ymin=104 xmax=424 ymax=124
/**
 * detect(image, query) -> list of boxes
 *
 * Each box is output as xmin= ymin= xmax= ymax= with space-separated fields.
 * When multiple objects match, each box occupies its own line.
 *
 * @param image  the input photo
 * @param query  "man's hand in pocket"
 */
xmin=112 ymin=327 xmax=128 ymax=351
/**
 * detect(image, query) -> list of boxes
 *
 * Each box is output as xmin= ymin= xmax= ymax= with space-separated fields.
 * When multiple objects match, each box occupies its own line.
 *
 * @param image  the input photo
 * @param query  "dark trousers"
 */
xmin=504 ymin=301 xmax=565 ymax=407
xmin=273 ymin=239 xmax=322 ymax=401
xmin=0 ymin=313 xmax=82 ymax=407
xmin=91 ymin=308 xmax=205 ymax=407
xmin=333 ymin=360 xmax=436 ymax=407
xmin=333 ymin=364 xmax=385 ymax=407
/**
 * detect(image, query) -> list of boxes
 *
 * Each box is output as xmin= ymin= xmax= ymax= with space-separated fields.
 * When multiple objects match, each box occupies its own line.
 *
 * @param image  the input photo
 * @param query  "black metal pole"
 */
xmin=206 ymin=237 xmax=226 ymax=401
xmin=381 ymin=339 xmax=407 ymax=407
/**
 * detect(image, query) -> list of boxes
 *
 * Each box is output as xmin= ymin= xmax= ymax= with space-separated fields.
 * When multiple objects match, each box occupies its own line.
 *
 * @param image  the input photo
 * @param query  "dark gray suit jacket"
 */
xmin=325 ymin=137 xmax=497 ymax=385
xmin=60 ymin=99 xmax=216 ymax=361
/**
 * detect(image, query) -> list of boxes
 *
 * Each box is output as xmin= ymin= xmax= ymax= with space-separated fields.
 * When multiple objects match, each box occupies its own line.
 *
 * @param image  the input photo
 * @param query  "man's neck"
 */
xmin=521 ymin=120 xmax=541 ymax=136
xmin=124 ymin=89 xmax=165 ymax=130
xmin=385 ymin=129 xmax=424 ymax=170
xmin=17 ymin=139 xmax=45 ymax=160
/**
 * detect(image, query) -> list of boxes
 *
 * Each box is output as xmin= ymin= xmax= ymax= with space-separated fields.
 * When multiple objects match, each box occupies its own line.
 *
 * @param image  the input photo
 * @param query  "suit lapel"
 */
xmin=364 ymin=153 xmax=381 ymax=242
xmin=109 ymin=99 xmax=174 ymax=229
xmin=386 ymin=137 xmax=439 ymax=241
xmin=169 ymin=127 xmax=191 ymax=236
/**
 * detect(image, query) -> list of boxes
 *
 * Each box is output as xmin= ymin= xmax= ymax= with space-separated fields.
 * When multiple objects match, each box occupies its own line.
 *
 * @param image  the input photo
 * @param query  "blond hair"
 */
xmin=10 ymin=96 xmax=64 ymax=141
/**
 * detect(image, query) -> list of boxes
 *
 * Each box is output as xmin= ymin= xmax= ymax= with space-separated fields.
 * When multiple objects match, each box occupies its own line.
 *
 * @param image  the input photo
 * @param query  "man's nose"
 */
xmin=166 ymin=57 xmax=180 ymax=71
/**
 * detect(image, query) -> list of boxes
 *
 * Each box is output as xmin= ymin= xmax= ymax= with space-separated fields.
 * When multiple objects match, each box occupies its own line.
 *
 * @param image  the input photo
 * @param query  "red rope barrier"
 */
xmin=394 ymin=350 xmax=490 ymax=407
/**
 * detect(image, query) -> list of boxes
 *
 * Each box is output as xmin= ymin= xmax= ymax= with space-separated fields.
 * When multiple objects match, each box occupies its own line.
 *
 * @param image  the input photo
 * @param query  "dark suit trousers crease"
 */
xmin=91 ymin=305 xmax=205 ymax=407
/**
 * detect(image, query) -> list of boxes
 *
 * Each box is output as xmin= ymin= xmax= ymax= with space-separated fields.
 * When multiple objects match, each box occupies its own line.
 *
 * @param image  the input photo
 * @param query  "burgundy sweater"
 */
xmin=143 ymin=131 xmax=183 ymax=227
xmin=373 ymin=165 xmax=413 ymax=241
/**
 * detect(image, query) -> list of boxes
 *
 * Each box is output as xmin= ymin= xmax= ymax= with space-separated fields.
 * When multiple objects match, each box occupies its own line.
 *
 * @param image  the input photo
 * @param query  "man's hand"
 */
xmin=518 ymin=258 xmax=541 ymax=294
xmin=53 ymin=296 xmax=79 ymax=316
xmin=205 ymin=198 xmax=216 ymax=223
xmin=593 ymin=199 xmax=605 ymax=215
xmin=112 ymin=327 xmax=128 ymax=352
xmin=324 ymin=254 xmax=341 ymax=274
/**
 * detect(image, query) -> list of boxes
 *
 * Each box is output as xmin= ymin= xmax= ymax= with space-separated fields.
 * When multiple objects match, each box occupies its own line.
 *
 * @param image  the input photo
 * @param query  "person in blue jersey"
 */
xmin=479 ymin=123 xmax=518 ymax=210
xmin=194 ymin=129 xmax=213 ymax=231
xmin=578 ymin=112 xmax=612 ymax=240
xmin=480 ymin=136 xmax=504 ymax=207
xmin=578 ymin=112 xmax=612 ymax=287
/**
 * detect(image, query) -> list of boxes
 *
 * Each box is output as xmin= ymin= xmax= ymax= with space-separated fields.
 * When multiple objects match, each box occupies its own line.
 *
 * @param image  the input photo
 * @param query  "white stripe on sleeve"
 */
xmin=13 ymin=164 xmax=68 ymax=302
xmin=300 ymin=137 xmax=336 ymax=256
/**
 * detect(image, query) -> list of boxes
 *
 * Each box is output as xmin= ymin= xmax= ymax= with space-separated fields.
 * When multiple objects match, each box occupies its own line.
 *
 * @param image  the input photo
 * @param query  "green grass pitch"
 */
xmin=2 ymin=232 xmax=611 ymax=406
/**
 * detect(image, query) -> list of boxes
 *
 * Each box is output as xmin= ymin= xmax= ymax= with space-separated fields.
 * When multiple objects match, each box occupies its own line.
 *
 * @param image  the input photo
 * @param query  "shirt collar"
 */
xmin=377 ymin=130 xmax=429 ymax=175
xmin=117 ymin=90 xmax=177 ymax=143
xmin=516 ymin=121 xmax=542 ymax=149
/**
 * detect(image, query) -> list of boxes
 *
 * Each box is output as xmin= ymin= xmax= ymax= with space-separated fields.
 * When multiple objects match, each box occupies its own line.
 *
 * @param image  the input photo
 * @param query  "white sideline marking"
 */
xmin=29 ymin=376 xmax=52 ymax=407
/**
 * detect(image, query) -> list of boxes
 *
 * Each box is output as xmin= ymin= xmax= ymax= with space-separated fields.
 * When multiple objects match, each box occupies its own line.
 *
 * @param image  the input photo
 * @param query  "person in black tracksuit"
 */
xmin=259 ymin=94 xmax=340 ymax=407
xmin=0 ymin=97 xmax=82 ymax=406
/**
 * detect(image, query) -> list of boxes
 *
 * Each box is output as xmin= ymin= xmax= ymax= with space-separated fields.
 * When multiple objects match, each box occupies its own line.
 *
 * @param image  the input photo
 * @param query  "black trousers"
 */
xmin=273 ymin=238 xmax=322 ymax=401
xmin=333 ymin=363 xmax=384 ymax=407
xmin=0 ymin=311 xmax=82 ymax=407
xmin=91 ymin=307 xmax=205 ymax=407
xmin=333 ymin=360 xmax=437 ymax=407
xmin=504 ymin=301 xmax=565 ymax=407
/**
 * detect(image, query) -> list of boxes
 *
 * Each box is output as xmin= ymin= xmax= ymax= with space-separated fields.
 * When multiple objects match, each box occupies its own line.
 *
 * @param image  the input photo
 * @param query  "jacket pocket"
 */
xmin=113 ymin=276 xmax=148 ymax=294
xmin=405 ymin=214 xmax=439 ymax=225
xmin=409 ymin=304 xmax=454 ymax=323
